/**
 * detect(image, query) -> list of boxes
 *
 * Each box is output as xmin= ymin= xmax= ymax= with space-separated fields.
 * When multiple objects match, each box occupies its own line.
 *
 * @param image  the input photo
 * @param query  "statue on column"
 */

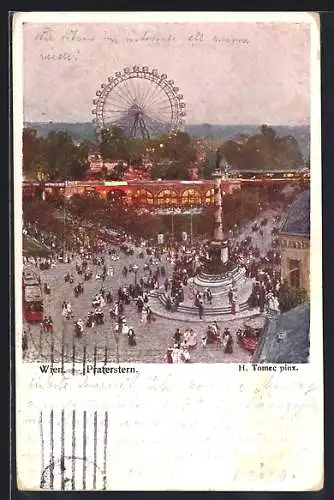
xmin=204 ymin=150 xmax=231 ymax=273
xmin=216 ymin=148 xmax=222 ymax=171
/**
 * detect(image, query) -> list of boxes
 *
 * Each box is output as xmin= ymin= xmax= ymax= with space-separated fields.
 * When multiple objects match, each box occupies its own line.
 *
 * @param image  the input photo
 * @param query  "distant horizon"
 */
xmin=25 ymin=121 xmax=310 ymax=127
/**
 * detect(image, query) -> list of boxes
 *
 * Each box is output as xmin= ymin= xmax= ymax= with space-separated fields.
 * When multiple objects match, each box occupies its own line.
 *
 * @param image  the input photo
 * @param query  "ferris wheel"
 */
xmin=92 ymin=66 xmax=186 ymax=140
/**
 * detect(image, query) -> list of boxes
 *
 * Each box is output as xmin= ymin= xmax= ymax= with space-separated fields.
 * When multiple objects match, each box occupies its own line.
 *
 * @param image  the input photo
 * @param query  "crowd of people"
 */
xmin=164 ymin=321 xmax=235 ymax=363
xmin=23 ymin=221 xmax=59 ymax=250
xmin=157 ymin=212 xmax=283 ymax=318
xmin=56 ymin=251 xmax=159 ymax=346
xmin=23 ymin=195 xmax=290 ymax=362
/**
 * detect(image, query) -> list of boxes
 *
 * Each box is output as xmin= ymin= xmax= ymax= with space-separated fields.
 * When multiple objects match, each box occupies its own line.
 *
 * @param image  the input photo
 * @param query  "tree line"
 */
xmin=217 ymin=124 xmax=305 ymax=173
xmin=24 ymin=184 xmax=292 ymax=242
xmin=23 ymin=128 xmax=90 ymax=181
xmin=23 ymin=124 xmax=306 ymax=181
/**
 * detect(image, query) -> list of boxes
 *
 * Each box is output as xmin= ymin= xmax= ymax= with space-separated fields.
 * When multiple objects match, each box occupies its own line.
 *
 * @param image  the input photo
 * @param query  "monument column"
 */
xmin=209 ymin=169 xmax=229 ymax=267
xmin=213 ymin=171 xmax=223 ymax=241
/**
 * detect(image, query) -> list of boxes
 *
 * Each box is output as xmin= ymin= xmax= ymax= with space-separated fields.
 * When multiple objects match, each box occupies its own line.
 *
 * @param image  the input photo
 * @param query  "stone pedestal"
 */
xmin=221 ymin=240 xmax=229 ymax=263
xmin=208 ymin=239 xmax=229 ymax=267
xmin=209 ymin=240 xmax=223 ymax=265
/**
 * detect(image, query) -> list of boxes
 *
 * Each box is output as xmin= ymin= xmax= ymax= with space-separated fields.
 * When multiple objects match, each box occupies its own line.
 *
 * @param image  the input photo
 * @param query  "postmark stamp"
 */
xmin=40 ymin=456 xmax=106 ymax=490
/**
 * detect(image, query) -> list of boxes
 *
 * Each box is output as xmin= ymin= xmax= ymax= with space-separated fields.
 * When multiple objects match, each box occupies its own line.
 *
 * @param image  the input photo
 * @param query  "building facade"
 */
xmin=279 ymin=190 xmax=310 ymax=297
xmin=23 ymin=179 xmax=241 ymax=208
xmin=22 ymin=175 xmax=309 ymax=209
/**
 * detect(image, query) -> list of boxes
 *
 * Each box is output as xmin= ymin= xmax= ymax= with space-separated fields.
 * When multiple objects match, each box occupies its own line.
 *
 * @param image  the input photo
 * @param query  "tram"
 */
xmin=22 ymin=269 xmax=43 ymax=322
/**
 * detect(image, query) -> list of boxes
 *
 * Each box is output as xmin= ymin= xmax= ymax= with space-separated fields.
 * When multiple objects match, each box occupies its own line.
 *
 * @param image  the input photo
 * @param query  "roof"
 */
xmin=279 ymin=190 xmax=310 ymax=236
xmin=24 ymin=284 xmax=42 ymax=302
xmin=23 ymin=269 xmax=40 ymax=286
xmin=252 ymin=302 xmax=310 ymax=363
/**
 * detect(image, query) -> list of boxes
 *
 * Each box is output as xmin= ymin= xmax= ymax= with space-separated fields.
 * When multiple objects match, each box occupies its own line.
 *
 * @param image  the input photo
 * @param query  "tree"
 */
xmin=151 ymin=159 xmax=189 ymax=180
xmin=69 ymin=194 xmax=107 ymax=223
xmin=164 ymin=161 xmax=189 ymax=180
xmin=219 ymin=140 xmax=245 ymax=171
xmin=260 ymin=124 xmax=276 ymax=140
xmin=99 ymin=127 xmax=128 ymax=161
xmin=218 ymin=125 xmax=305 ymax=171
xmin=165 ymin=132 xmax=197 ymax=164
xmin=198 ymin=151 xmax=216 ymax=179
xmin=105 ymin=161 xmax=126 ymax=181
xmin=70 ymin=141 xmax=90 ymax=180
xmin=127 ymin=138 xmax=147 ymax=165
xmin=274 ymin=135 xmax=304 ymax=170
xmin=22 ymin=128 xmax=43 ymax=178
xmin=23 ymin=128 xmax=91 ymax=180
xmin=151 ymin=162 xmax=169 ymax=180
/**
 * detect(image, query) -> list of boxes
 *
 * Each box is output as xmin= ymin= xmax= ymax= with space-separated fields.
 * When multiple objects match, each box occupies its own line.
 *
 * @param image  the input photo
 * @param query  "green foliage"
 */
xmin=198 ymin=150 xmax=216 ymax=179
xmin=64 ymin=193 xmax=161 ymax=240
xmin=69 ymin=193 xmax=107 ymax=221
xmin=163 ymin=161 xmax=190 ymax=180
xmin=99 ymin=126 xmax=129 ymax=161
xmin=150 ymin=162 xmax=169 ymax=180
xmin=22 ymin=128 xmax=90 ymax=180
xmin=218 ymin=124 xmax=305 ymax=171
xmin=127 ymin=139 xmax=147 ymax=164
xmin=105 ymin=162 xmax=126 ymax=181
xmin=23 ymin=198 xmax=65 ymax=234
xmin=100 ymin=129 xmax=196 ymax=180
xmin=23 ymin=235 xmax=52 ymax=257
xmin=192 ymin=186 xmax=269 ymax=239
xmin=279 ymin=281 xmax=307 ymax=313
xmin=22 ymin=128 xmax=42 ymax=177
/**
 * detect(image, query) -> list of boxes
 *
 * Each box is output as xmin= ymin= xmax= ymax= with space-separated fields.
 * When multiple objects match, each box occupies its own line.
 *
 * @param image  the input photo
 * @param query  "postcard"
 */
xmin=13 ymin=11 xmax=323 ymax=491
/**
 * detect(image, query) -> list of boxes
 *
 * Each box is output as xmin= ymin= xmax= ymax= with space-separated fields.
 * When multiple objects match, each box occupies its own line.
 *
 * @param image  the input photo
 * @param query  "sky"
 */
xmin=21 ymin=18 xmax=312 ymax=126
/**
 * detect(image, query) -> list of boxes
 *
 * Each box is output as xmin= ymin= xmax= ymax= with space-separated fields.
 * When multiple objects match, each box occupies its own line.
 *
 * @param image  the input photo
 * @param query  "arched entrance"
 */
xmin=157 ymin=189 xmax=178 ymax=207
xmin=181 ymin=188 xmax=201 ymax=206
xmin=132 ymin=188 xmax=154 ymax=206
xmin=84 ymin=187 xmax=98 ymax=197
xmin=204 ymin=188 xmax=214 ymax=205
xmin=106 ymin=189 xmax=126 ymax=204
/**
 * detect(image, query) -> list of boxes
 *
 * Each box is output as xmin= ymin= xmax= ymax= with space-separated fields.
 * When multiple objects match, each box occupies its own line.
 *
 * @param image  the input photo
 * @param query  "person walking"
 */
xmin=207 ymin=288 xmax=212 ymax=305
xmin=224 ymin=332 xmax=234 ymax=354
xmin=164 ymin=279 xmax=169 ymax=292
xmin=127 ymin=328 xmax=136 ymax=346
xmin=228 ymin=287 xmax=233 ymax=305
xmin=198 ymin=301 xmax=204 ymax=320
xmin=146 ymin=306 xmax=153 ymax=323
xmin=141 ymin=307 xmax=148 ymax=325
xmin=173 ymin=328 xmax=182 ymax=347
xmin=166 ymin=346 xmax=173 ymax=363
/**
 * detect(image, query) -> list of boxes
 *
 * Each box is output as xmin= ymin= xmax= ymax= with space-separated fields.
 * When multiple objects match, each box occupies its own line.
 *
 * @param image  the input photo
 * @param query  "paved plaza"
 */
xmin=23 ymin=208 xmax=281 ymax=364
